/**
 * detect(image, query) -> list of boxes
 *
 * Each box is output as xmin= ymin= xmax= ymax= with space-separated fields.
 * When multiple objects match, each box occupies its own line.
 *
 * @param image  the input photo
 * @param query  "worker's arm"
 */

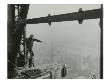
xmin=34 ymin=39 xmax=42 ymax=43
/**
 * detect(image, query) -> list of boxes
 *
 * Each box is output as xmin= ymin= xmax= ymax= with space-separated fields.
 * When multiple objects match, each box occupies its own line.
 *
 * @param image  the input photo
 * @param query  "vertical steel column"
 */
xmin=8 ymin=4 xmax=16 ymax=78
xmin=23 ymin=25 xmax=27 ymax=68
xmin=100 ymin=4 xmax=103 ymax=79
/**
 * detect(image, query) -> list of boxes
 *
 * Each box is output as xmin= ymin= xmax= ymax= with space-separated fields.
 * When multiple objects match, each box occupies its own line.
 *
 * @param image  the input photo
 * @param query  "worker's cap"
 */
xmin=30 ymin=34 xmax=34 ymax=37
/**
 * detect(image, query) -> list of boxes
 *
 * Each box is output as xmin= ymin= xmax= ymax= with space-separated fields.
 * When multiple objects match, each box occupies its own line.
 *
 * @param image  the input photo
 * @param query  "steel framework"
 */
xmin=8 ymin=4 xmax=103 ymax=79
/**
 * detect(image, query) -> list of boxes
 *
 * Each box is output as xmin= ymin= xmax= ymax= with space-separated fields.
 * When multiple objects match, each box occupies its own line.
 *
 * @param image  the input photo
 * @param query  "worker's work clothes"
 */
xmin=26 ymin=37 xmax=41 ymax=67
xmin=26 ymin=37 xmax=41 ymax=51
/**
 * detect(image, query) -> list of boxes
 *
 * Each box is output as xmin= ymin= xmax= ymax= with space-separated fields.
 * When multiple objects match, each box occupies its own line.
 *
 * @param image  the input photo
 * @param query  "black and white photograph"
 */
xmin=7 ymin=4 xmax=103 ymax=79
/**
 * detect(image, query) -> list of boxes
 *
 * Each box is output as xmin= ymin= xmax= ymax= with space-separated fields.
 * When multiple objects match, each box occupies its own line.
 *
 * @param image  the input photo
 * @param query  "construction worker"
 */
xmin=26 ymin=34 xmax=42 ymax=68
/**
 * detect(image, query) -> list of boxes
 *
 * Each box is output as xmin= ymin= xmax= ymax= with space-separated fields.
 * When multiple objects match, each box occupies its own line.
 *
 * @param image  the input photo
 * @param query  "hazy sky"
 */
xmin=26 ymin=4 xmax=101 ymax=65
xmin=26 ymin=4 xmax=100 ymax=48
xmin=25 ymin=5 xmax=101 ymax=76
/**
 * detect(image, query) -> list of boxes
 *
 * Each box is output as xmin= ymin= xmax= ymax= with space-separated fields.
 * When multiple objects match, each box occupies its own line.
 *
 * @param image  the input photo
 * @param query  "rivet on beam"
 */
xmin=78 ymin=8 xmax=83 ymax=24
xmin=48 ymin=14 xmax=51 ymax=25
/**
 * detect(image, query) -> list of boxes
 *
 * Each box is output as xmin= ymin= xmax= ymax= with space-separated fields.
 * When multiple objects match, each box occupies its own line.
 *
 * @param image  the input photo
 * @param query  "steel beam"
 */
xmin=26 ymin=8 xmax=102 ymax=24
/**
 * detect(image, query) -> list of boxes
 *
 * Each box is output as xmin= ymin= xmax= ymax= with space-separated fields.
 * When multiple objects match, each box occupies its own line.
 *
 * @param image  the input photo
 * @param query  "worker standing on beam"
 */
xmin=26 ymin=34 xmax=42 ymax=68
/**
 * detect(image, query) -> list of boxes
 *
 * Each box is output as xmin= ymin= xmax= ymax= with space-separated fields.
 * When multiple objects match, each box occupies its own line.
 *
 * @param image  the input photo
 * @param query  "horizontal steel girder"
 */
xmin=26 ymin=8 xmax=102 ymax=24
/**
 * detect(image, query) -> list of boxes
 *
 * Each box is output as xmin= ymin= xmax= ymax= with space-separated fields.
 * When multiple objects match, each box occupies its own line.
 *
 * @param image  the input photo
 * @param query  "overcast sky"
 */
xmin=26 ymin=5 xmax=101 ymax=65
xmin=26 ymin=4 xmax=100 ymax=47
